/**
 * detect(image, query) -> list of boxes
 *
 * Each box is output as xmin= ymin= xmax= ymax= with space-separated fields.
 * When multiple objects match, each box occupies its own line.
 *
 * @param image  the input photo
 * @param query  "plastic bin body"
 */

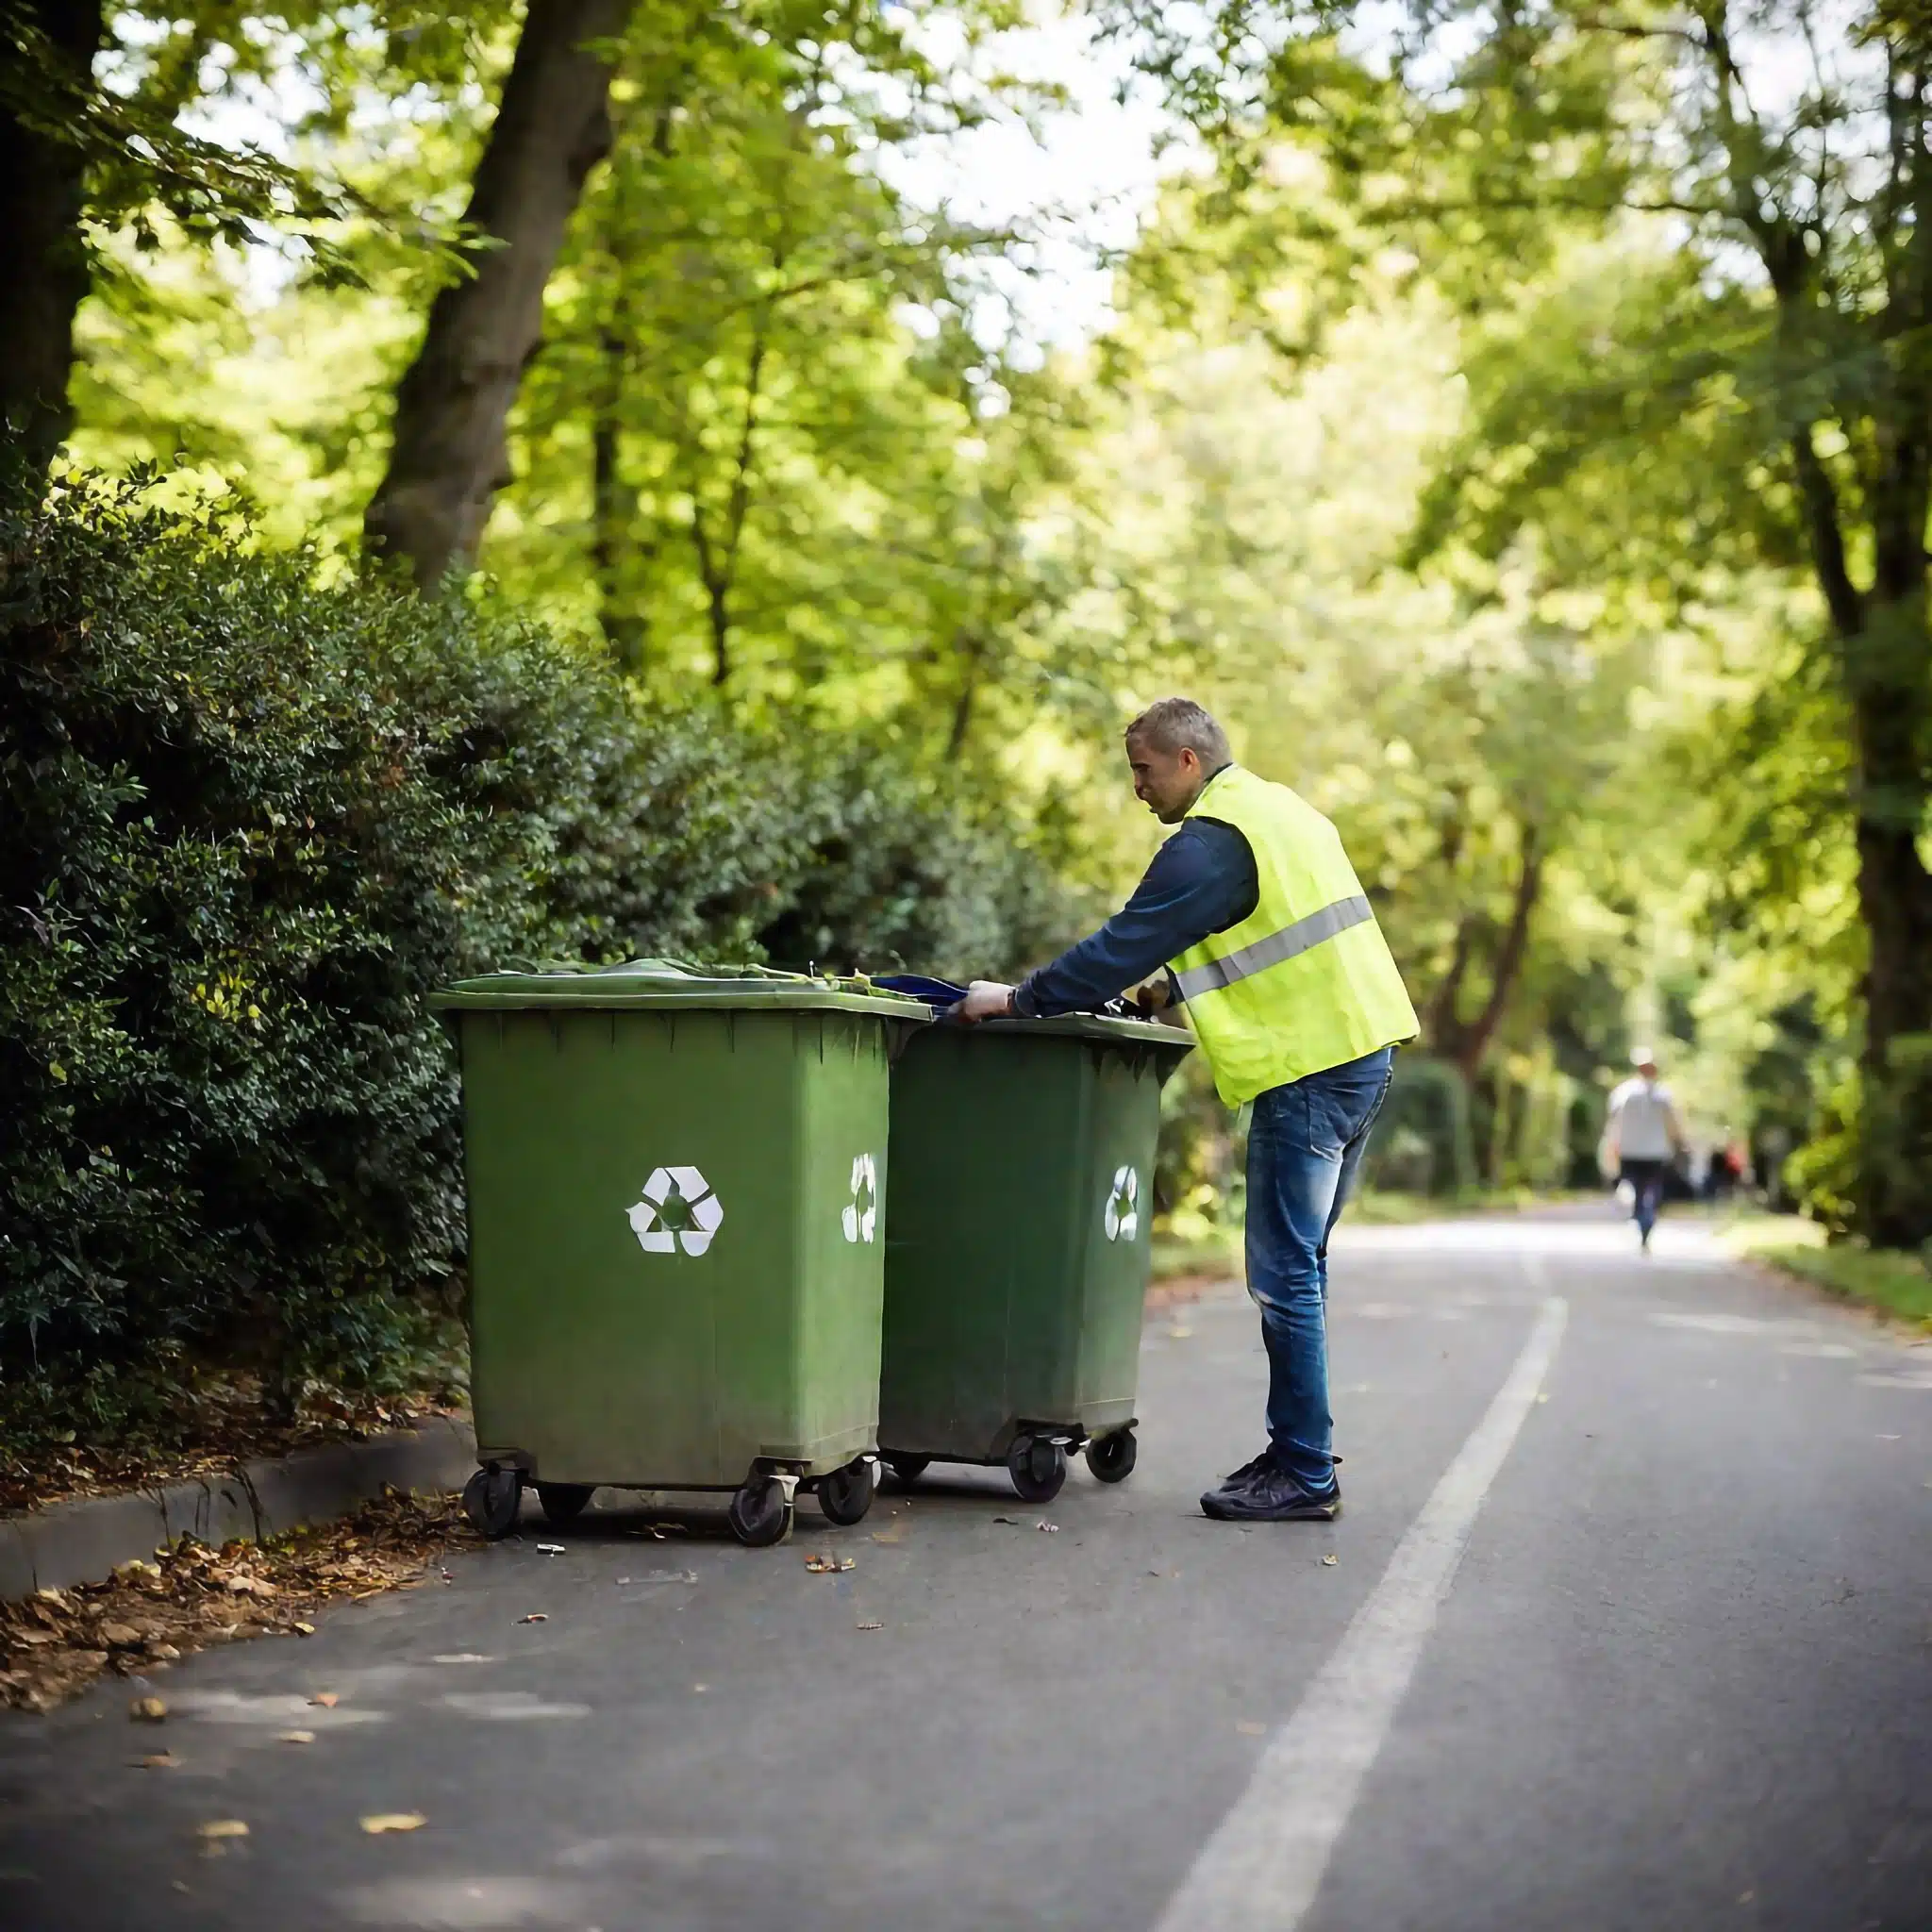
xmin=434 ymin=974 xmax=922 ymax=1490
xmin=879 ymin=1015 xmax=1192 ymax=1464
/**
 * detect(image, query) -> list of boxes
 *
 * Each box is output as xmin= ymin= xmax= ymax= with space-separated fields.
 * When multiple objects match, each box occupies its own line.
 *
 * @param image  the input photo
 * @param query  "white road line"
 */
xmin=1151 ymin=1280 xmax=1570 ymax=1932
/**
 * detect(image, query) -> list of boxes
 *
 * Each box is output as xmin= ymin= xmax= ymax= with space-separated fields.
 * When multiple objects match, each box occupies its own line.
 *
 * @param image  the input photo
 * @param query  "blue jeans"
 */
xmin=1621 ymin=1158 xmax=1666 ymax=1240
xmin=1244 ymin=1047 xmax=1395 ymax=1490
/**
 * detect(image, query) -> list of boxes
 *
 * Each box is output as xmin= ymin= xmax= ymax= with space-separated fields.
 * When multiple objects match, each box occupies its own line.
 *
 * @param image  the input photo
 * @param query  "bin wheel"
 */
xmin=462 ymin=1465 xmax=522 ymax=1540
xmin=536 ymin=1482 xmax=594 ymax=1525
xmin=726 ymin=1476 xmax=793 ymax=1549
xmin=1007 ymin=1435 xmax=1067 ymax=1505
xmin=816 ymin=1457 xmax=877 ymax=1526
xmin=882 ymin=1455 xmax=929 ymax=1490
xmin=1085 ymin=1429 xmax=1138 ymax=1484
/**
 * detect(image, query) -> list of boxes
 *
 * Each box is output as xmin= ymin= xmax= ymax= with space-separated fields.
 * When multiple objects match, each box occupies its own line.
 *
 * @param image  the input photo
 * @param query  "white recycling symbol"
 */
xmin=841 ymin=1152 xmax=879 ymax=1244
xmin=626 ymin=1165 xmax=724 ymax=1257
xmin=1103 ymin=1164 xmax=1140 ymax=1242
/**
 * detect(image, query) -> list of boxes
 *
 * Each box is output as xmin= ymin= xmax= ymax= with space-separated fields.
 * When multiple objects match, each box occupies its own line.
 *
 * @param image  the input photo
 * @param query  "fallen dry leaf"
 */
xmin=133 ymin=1752 xmax=178 ymax=1769
xmin=360 ymin=1813 xmax=425 ymax=1835
xmin=277 ymin=1730 xmax=315 ymax=1745
xmin=309 ymin=1691 xmax=340 ymax=1707
xmin=130 ymin=1696 xmax=167 ymax=1723
xmin=1321 ymin=1554 xmax=1339 ymax=1567
xmin=196 ymin=1820 xmax=249 ymax=1840
xmin=516 ymin=1612 xmax=548 ymax=1624
xmin=3 ymin=1490 xmax=476 ymax=1713
xmin=803 ymin=1554 xmax=855 ymax=1574
xmin=291 ymin=1622 xmax=316 ymax=1637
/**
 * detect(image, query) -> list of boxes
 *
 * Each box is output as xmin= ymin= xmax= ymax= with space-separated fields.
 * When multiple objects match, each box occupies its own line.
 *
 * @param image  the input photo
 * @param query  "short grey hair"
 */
xmin=1124 ymin=696 xmax=1231 ymax=767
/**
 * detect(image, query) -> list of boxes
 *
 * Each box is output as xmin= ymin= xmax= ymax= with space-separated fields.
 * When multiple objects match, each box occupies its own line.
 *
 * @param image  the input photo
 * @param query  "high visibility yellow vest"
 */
xmin=1169 ymin=766 xmax=1418 ymax=1107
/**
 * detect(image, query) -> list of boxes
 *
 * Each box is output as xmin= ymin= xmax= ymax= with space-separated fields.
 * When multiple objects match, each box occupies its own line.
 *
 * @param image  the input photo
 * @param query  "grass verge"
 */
xmin=1721 ymin=1214 xmax=1932 ymax=1331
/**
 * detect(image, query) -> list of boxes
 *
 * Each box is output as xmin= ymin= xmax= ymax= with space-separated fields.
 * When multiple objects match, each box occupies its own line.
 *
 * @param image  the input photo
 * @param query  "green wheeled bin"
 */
xmin=431 ymin=965 xmax=926 ymax=1547
xmin=877 ymin=1009 xmax=1193 ymax=1504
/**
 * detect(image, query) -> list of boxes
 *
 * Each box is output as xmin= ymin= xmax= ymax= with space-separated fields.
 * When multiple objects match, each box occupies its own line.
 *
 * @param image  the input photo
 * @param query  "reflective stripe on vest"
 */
xmin=1170 ymin=891 xmax=1374 ymax=1004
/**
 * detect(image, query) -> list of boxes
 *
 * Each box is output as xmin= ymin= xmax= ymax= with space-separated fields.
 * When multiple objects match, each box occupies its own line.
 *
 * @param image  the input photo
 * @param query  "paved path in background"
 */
xmin=3 ymin=1210 xmax=1928 ymax=1932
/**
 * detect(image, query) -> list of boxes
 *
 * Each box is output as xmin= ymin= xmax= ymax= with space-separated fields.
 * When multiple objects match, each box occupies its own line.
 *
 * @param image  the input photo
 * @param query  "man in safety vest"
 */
xmin=957 ymin=697 xmax=1418 ymax=1523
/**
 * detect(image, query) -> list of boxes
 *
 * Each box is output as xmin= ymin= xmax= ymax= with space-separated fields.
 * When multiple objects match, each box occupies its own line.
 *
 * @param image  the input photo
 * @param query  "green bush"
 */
xmin=756 ymin=755 xmax=1083 ymax=980
xmin=0 ymin=475 xmax=1070 ymax=1438
xmin=1363 ymin=1055 xmax=1477 ymax=1195
xmin=1789 ymin=1037 xmax=1932 ymax=1249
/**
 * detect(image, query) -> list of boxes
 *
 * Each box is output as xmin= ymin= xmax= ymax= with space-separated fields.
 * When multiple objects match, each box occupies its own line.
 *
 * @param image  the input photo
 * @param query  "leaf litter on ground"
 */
xmin=803 ymin=1554 xmax=855 ymax=1574
xmin=1 ymin=1489 xmax=479 ymax=1712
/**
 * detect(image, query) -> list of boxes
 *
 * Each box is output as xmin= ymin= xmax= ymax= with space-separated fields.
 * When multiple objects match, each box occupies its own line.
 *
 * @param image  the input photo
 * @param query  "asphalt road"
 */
xmin=3 ymin=1208 xmax=1929 ymax=1932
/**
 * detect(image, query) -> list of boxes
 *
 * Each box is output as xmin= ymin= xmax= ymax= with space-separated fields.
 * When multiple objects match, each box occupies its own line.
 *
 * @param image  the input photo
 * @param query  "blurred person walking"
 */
xmin=1603 ymin=1048 xmax=1689 ymax=1251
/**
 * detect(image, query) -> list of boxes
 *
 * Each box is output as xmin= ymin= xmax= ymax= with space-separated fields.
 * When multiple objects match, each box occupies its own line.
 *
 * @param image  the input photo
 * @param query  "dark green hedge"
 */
xmin=0 ymin=477 xmax=1071 ymax=1429
xmin=1362 ymin=1055 xmax=1477 ymax=1196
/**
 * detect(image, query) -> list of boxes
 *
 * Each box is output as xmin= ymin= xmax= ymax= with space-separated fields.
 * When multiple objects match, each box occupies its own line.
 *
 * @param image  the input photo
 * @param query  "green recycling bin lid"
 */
xmin=959 ymin=1011 xmax=1193 ymax=1050
xmin=430 ymin=958 xmax=931 ymax=1019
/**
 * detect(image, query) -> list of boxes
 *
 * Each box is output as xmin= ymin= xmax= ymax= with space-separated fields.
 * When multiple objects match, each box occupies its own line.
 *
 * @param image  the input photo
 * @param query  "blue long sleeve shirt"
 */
xmin=1013 ymin=815 xmax=1259 ymax=1019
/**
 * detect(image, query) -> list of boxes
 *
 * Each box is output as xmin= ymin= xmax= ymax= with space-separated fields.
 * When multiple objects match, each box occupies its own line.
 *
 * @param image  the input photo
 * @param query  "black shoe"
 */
xmin=1211 ymin=1448 xmax=1343 ymax=1495
xmin=1209 ymin=1449 xmax=1275 ymax=1494
xmin=1201 ymin=1462 xmax=1341 ymax=1523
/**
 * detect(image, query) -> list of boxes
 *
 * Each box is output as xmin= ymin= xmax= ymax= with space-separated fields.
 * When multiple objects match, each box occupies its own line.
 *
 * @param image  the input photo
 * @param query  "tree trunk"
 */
xmin=0 ymin=0 xmax=105 ymax=476
xmin=1451 ymin=826 xmax=1541 ymax=1083
xmin=363 ymin=0 xmax=631 ymax=587
xmin=591 ymin=328 xmax=648 ymax=672
xmin=1845 ymin=600 xmax=1932 ymax=1247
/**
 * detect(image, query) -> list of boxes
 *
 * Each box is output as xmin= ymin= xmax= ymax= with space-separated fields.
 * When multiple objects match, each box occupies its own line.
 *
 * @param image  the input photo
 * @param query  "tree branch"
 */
xmin=1791 ymin=423 xmax=1865 ymax=636
xmin=1454 ymin=824 xmax=1543 ymax=1080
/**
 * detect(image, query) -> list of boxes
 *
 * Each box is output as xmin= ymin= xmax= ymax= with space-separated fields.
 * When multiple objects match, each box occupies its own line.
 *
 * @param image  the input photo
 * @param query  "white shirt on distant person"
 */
xmin=1607 ymin=1077 xmax=1681 ymax=1161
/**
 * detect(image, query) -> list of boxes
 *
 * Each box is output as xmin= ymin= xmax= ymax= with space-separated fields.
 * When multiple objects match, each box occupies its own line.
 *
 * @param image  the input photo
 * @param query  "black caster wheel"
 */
xmin=1006 ymin=1434 xmax=1067 ymax=1505
xmin=726 ymin=1475 xmax=793 ymax=1548
xmin=462 ymin=1464 xmax=522 ymax=1539
xmin=1085 ymin=1429 xmax=1137 ymax=1484
xmin=881 ymin=1455 xmax=929 ymax=1490
xmin=816 ymin=1457 xmax=877 ymax=1526
xmin=536 ymin=1482 xmax=594 ymax=1525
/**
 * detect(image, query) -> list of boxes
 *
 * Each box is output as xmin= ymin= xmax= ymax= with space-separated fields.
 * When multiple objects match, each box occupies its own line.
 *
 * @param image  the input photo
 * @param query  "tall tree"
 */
xmin=0 ymin=0 xmax=104 ymax=470
xmin=363 ymin=0 xmax=636 ymax=586
xmin=0 ymin=0 xmax=366 ymax=480
xmin=1128 ymin=0 xmax=1932 ymax=1244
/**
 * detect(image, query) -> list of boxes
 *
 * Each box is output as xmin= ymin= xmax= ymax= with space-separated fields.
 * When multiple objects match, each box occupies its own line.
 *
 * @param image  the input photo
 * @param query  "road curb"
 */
xmin=0 ymin=1416 xmax=476 ymax=1600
